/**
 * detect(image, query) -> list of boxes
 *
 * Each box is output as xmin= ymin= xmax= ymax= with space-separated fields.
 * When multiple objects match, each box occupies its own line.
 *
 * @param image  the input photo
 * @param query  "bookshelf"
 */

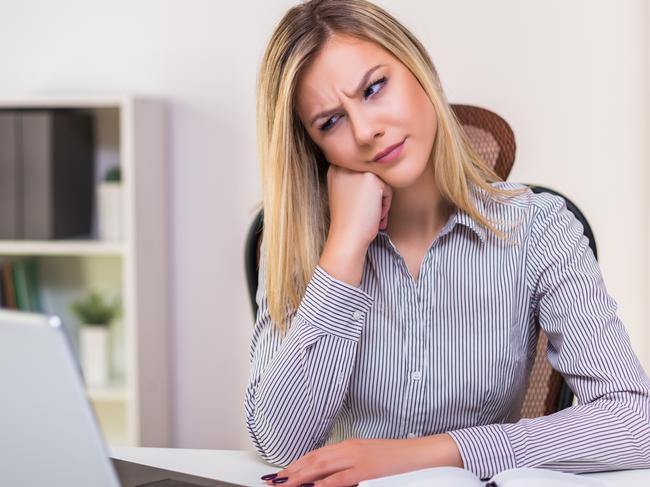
xmin=0 ymin=95 xmax=169 ymax=447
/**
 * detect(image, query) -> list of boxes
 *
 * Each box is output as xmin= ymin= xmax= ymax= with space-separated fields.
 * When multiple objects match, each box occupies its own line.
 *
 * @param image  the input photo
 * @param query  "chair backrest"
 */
xmin=244 ymin=105 xmax=594 ymax=417
xmin=519 ymin=185 xmax=597 ymax=417
xmin=451 ymin=104 xmax=516 ymax=179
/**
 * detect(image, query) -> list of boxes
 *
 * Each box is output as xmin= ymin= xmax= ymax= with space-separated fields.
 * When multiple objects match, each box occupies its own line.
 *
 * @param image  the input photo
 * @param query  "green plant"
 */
xmin=103 ymin=166 xmax=121 ymax=182
xmin=70 ymin=291 xmax=122 ymax=326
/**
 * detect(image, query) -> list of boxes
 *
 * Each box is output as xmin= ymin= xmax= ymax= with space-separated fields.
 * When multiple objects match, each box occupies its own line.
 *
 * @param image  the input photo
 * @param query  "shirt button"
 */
xmin=351 ymin=310 xmax=363 ymax=321
xmin=406 ymin=432 xmax=417 ymax=439
xmin=411 ymin=371 xmax=422 ymax=381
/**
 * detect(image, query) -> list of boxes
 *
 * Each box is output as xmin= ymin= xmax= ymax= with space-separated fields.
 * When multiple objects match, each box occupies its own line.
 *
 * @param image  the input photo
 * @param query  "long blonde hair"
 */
xmin=256 ymin=0 xmax=526 ymax=332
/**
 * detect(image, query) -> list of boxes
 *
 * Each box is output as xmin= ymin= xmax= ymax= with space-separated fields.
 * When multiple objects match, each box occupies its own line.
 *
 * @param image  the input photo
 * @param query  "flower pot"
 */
xmin=97 ymin=181 xmax=123 ymax=241
xmin=80 ymin=324 xmax=110 ymax=386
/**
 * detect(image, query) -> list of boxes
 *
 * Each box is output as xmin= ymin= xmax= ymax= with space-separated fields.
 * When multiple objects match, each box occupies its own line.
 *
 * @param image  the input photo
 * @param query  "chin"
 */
xmin=381 ymin=158 xmax=429 ymax=188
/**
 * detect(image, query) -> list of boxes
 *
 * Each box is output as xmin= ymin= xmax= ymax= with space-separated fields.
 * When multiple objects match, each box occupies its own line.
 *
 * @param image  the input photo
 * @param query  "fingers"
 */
xmin=316 ymin=468 xmax=357 ymax=487
xmin=287 ymin=459 xmax=347 ymax=487
xmin=380 ymin=182 xmax=392 ymax=230
xmin=265 ymin=444 xmax=353 ymax=487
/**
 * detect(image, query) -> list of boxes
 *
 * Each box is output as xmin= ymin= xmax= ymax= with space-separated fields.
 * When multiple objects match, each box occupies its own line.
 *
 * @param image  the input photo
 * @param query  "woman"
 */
xmin=245 ymin=0 xmax=650 ymax=485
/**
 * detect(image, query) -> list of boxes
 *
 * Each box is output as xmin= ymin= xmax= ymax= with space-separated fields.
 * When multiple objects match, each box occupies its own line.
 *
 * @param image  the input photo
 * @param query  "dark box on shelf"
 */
xmin=0 ymin=110 xmax=94 ymax=239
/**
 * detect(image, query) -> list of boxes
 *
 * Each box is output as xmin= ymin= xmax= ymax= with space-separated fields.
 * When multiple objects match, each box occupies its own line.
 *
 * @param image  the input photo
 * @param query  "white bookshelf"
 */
xmin=0 ymin=240 xmax=127 ymax=256
xmin=0 ymin=95 xmax=170 ymax=447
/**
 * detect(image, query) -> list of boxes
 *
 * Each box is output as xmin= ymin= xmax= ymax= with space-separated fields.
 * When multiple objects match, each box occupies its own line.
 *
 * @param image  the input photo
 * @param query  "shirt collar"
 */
xmin=375 ymin=184 xmax=489 ymax=248
xmin=451 ymin=189 xmax=489 ymax=245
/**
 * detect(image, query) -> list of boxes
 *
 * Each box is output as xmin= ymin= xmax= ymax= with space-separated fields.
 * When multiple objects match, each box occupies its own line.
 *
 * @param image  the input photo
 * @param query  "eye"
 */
xmin=320 ymin=114 xmax=340 ymax=131
xmin=318 ymin=76 xmax=388 ymax=132
xmin=363 ymin=76 xmax=387 ymax=99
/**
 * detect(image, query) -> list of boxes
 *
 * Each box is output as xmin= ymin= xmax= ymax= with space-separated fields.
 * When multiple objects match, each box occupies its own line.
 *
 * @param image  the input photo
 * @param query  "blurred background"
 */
xmin=0 ymin=0 xmax=647 ymax=452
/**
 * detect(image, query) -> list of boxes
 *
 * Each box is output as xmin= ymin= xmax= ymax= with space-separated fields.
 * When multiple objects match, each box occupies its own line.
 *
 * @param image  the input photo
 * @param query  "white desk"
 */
xmin=111 ymin=448 xmax=650 ymax=486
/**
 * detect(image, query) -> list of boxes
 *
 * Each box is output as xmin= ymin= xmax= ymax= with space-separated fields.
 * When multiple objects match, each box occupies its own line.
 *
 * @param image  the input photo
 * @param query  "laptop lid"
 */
xmin=0 ymin=309 xmax=121 ymax=487
xmin=0 ymin=310 xmax=244 ymax=487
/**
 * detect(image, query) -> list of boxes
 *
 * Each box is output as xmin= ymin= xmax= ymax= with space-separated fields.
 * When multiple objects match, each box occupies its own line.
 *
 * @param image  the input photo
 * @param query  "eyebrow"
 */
xmin=309 ymin=64 xmax=386 ymax=127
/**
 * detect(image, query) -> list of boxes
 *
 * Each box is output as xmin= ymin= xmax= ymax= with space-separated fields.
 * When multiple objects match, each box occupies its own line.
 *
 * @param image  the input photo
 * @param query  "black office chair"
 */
xmin=520 ymin=184 xmax=597 ymax=415
xmin=245 ymin=208 xmax=264 ymax=318
xmin=244 ymin=105 xmax=599 ymax=418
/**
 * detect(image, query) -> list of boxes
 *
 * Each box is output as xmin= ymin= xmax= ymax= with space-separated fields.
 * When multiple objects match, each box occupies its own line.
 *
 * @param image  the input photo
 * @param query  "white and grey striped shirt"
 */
xmin=245 ymin=182 xmax=650 ymax=479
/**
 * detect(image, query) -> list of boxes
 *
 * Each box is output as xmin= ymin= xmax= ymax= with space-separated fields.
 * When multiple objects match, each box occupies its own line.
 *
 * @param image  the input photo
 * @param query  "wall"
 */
xmin=0 ymin=0 xmax=646 ymax=450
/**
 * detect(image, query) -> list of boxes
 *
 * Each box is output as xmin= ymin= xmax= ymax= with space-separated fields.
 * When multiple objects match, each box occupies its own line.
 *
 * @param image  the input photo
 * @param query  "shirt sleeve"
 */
xmin=244 ymin=247 xmax=374 ymax=467
xmin=448 ymin=192 xmax=650 ymax=479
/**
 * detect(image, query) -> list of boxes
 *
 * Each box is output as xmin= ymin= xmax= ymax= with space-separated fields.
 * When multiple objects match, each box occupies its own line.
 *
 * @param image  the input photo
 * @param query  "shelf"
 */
xmin=0 ymin=240 xmax=127 ymax=256
xmin=0 ymin=96 xmax=169 ymax=447
xmin=88 ymin=384 xmax=129 ymax=403
xmin=0 ymin=95 xmax=129 ymax=109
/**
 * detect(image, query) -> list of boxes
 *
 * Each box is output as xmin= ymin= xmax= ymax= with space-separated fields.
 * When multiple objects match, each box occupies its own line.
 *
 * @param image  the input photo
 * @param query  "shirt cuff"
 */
xmin=448 ymin=423 xmax=521 ymax=479
xmin=296 ymin=265 xmax=374 ymax=341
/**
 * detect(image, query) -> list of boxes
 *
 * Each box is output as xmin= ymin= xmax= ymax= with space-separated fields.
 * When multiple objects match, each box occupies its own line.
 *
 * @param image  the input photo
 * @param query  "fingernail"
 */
xmin=272 ymin=477 xmax=289 ymax=484
xmin=300 ymin=483 xmax=315 ymax=487
xmin=261 ymin=473 xmax=278 ymax=480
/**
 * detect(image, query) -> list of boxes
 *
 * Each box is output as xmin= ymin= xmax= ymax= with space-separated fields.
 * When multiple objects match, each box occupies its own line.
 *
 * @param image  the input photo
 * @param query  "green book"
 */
xmin=12 ymin=260 xmax=29 ymax=311
xmin=24 ymin=258 xmax=42 ymax=312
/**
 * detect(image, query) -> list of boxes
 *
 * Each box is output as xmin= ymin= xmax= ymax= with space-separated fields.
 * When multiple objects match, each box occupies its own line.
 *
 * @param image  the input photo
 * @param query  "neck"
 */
xmin=386 ymin=158 xmax=452 ymax=244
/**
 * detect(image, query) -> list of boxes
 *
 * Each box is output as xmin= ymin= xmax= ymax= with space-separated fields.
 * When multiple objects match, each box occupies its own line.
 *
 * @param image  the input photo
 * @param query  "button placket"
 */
xmin=399 ymin=281 xmax=425 ymax=438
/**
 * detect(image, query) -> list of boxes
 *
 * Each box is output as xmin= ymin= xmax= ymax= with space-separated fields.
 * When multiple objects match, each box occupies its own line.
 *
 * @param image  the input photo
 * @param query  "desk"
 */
xmin=111 ymin=448 xmax=650 ymax=486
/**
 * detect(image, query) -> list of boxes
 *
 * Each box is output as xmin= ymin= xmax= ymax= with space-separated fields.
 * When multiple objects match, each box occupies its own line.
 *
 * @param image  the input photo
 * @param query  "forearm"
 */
xmin=246 ymin=319 xmax=361 ymax=465
xmin=319 ymin=233 xmax=368 ymax=287
xmin=246 ymin=265 xmax=374 ymax=466
xmin=415 ymin=433 xmax=464 ymax=469
xmin=448 ymin=392 xmax=650 ymax=479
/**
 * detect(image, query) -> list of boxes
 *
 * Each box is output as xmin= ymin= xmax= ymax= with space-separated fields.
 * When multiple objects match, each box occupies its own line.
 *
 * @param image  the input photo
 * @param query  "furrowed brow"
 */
xmin=309 ymin=64 xmax=385 ymax=127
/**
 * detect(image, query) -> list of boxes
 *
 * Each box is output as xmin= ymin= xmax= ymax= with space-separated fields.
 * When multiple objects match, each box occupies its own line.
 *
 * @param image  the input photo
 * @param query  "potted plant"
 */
xmin=70 ymin=291 xmax=122 ymax=387
xmin=97 ymin=165 xmax=123 ymax=241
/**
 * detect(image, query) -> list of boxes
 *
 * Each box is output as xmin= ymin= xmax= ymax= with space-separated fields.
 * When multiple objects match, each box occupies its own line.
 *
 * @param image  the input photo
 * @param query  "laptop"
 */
xmin=0 ymin=309 xmax=246 ymax=487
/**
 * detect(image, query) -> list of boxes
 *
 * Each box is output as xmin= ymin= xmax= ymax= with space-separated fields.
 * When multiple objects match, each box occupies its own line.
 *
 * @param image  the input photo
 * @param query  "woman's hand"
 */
xmin=262 ymin=434 xmax=463 ymax=487
xmin=318 ymin=165 xmax=392 ymax=287
xmin=326 ymin=165 xmax=393 ymax=248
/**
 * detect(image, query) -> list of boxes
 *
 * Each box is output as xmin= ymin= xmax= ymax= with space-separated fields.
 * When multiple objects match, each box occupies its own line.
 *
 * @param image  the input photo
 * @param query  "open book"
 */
xmin=358 ymin=466 xmax=612 ymax=487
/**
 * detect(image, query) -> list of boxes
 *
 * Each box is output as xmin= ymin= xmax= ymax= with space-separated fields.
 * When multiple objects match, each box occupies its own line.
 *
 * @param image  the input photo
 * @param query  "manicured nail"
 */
xmin=300 ymin=483 xmax=315 ymax=487
xmin=261 ymin=473 xmax=278 ymax=480
xmin=272 ymin=477 xmax=289 ymax=484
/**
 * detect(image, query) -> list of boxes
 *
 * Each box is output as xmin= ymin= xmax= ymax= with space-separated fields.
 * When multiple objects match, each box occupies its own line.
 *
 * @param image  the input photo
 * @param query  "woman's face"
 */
xmin=295 ymin=34 xmax=437 ymax=188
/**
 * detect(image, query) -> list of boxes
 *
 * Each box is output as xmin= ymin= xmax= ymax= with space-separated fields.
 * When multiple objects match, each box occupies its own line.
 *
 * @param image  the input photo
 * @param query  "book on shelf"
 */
xmin=0 ymin=264 xmax=5 ymax=307
xmin=0 ymin=110 xmax=94 ymax=240
xmin=0 ymin=258 xmax=42 ymax=312
xmin=0 ymin=113 xmax=18 ymax=239
xmin=1 ymin=261 xmax=17 ymax=309
xmin=358 ymin=466 xmax=611 ymax=487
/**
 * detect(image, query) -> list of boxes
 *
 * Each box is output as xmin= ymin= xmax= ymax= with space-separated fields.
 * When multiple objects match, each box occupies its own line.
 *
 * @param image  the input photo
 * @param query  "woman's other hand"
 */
xmin=261 ymin=434 xmax=463 ymax=487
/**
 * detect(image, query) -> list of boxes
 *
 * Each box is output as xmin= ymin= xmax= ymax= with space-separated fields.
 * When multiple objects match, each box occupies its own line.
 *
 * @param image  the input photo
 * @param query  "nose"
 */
xmin=348 ymin=106 xmax=384 ymax=147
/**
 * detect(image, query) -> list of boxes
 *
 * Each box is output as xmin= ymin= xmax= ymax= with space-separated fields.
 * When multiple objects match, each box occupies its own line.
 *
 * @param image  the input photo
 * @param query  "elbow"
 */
xmin=246 ymin=420 xmax=305 ymax=467
xmin=603 ymin=390 xmax=650 ymax=468
xmin=245 ymin=405 xmax=312 ymax=467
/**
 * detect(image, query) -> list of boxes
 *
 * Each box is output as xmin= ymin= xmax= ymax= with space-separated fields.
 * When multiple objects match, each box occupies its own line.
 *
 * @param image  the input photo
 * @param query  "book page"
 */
xmin=359 ymin=466 xmax=481 ymax=487
xmin=492 ymin=468 xmax=612 ymax=487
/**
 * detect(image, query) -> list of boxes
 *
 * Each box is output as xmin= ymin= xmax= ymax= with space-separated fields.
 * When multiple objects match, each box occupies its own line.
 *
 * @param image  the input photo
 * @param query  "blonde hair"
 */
xmin=256 ymin=0 xmax=526 ymax=332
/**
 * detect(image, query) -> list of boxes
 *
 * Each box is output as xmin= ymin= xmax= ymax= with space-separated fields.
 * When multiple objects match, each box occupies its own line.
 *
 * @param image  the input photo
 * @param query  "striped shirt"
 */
xmin=244 ymin=182 xmax=650 ymax=479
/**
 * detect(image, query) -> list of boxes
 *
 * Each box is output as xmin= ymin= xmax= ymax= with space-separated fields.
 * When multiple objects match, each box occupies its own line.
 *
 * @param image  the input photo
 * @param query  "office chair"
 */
xmin=245 ymin=104 xmax=599 ymax=418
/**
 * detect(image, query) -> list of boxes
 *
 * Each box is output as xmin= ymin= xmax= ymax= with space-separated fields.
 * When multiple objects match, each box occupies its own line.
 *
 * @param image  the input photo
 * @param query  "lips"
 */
xmin=373 ymin=138 xmax=406 ymax=162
